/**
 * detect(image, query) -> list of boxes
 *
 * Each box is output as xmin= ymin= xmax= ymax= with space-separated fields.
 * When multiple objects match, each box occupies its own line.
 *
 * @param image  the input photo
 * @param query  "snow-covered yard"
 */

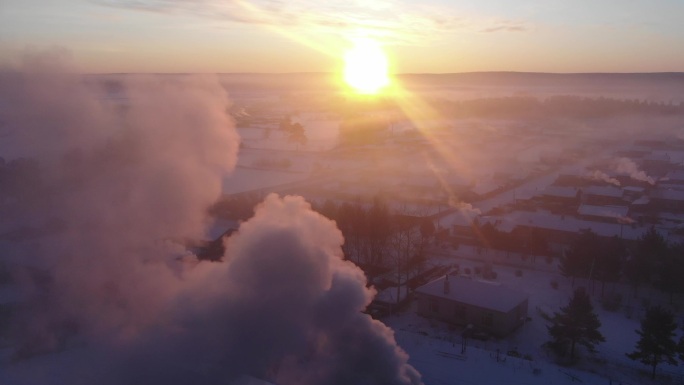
xmin=384 ymin=248 xmax=684 ymax=385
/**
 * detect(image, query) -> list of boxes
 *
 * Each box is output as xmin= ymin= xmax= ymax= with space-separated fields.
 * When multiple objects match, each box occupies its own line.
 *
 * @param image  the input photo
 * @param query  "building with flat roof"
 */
xmin=415 ymin=275 xmax=528 ymax=337
xmin=582 ymin=186 xmax=625 ymax=206
xmin=577 ymin=204 xmax=629 ymax=222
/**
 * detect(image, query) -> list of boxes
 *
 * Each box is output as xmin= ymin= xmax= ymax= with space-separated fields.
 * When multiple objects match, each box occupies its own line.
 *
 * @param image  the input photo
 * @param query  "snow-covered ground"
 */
xmin=384 ymin=247 xmax=684 ymax=385
xmin=394 ymin=328 xmax=607 ymax=385
xmin=1 ymin=252 xmax=678 ymax=385
xmin=5 ymin=86 xmax=684 ymax=385
xmin=214 ymin=110 xmax=684 ymax=383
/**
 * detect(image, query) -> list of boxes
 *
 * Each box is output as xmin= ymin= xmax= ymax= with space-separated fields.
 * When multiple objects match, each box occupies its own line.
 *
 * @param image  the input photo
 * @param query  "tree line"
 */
xmin=472 ymin=220 xmax=550 ymax=260
xmin=313 ymin=199 xmax=436 ymax=293
xmin=434 ymin=95 xmax=684 ymax=120
xmin=278 ymin=115 xmax=307 ymax=149
xmin=560 ymin=227 xmax=684 ymax=302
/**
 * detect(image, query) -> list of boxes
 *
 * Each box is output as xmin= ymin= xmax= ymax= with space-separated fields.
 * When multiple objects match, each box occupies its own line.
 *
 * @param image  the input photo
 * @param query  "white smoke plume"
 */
xmin=586 ymin=170 xmax=621 ymax=186
xmin=162 ymin=194 xmax=423 ymax=385
xmin=612 ymin=157 xmax=656 ymax=185
xmin=1 ymin=55 xmax=238 ymax=347
xmin=0 ymin=55 xmax=422 ymax=385
xmin=0 ymin=57 xmax=238 ymax=372
xmin=617 ymin=216 xmax=636 ymax=225
xmin=448 ymin=196 xmax=481 ymax=217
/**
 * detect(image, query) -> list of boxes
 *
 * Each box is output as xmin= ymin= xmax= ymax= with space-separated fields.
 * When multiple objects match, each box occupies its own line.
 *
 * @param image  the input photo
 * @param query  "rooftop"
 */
xmin=644 ymin=152 xmax=671 ymax=162
xmin=664 ymin=169 xmax=684 ymax=182
xmin=582 ymin=185 xmax=624 ymax=198
xmin=651 ymin=188 xmax=684 ymax=201
xmin=542 ymin=186 xmax=578 ymax=198
xmin=577 ymin=204 xmax=629 ymax=220
xmin=486 ymin=209 xmax=655 ymax=240
xmin=415 ymin=275 xmax=528 ymax=313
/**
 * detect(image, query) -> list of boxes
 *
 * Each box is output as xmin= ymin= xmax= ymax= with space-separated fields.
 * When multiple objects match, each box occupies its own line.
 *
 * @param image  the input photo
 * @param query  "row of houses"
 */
xmin=542 ymin=182 xmax=684 ymax=213
xmin=448 ymin=206 xmax=677 ymax=254
xmin=397 ymin=147 xmax=684 ymax=338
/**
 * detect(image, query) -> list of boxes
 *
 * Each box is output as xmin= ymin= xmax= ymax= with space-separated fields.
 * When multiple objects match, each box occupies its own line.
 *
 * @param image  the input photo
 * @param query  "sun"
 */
xmin=343 ymin=38 xmax=390 ymax=95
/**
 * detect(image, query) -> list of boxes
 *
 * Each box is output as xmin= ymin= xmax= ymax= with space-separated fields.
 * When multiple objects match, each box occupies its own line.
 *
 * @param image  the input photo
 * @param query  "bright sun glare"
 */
xmin=343 ymin=38 xmax=390 ymax=95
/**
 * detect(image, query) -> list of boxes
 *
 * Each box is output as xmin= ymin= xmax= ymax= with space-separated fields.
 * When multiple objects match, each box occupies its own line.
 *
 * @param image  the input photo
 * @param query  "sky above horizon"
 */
xmin=1 ymin=0 xmax=683 ymax=74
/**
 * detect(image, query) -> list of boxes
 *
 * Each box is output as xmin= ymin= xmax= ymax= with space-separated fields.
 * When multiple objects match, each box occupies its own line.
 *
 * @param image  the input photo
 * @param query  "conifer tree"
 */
xmin=545 ymin=288 xmax=605 ymax=360
xmin=627 ymin=226 xmax=667 ymax=297
xmin=627 ymin=306 xmax=678 ymax=379
xmin=560 ymin=229 xmax=600 ymax=286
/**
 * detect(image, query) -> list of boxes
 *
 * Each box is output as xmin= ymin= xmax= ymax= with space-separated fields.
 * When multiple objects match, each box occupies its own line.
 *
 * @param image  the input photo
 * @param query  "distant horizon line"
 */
xmin=85 ymin=71 xmax=684 ymax=76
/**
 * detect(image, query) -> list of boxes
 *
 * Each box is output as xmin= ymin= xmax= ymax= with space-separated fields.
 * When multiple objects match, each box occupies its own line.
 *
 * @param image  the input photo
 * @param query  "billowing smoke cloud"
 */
xmin=586 ymin=170 xmax=621 ymax=186
xmin=612 ymin=157 xmax=656 ymax=185
xmin=0 ymin=55 xmax=239 ymax=352
xmin=0 ymin=55 xmax=422 ymax=385
xmin=145 ymin=194 xmax=423 ymax=385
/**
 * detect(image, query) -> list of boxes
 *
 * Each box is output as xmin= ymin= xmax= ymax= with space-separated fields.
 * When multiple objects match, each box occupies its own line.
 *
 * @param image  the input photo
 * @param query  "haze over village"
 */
xmin=2 ymin=1 xmax=684 ymax=385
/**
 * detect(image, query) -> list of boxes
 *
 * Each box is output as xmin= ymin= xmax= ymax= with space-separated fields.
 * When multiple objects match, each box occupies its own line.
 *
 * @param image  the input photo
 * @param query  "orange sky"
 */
xmin=1 ymin=0 xmax=683 ymax=73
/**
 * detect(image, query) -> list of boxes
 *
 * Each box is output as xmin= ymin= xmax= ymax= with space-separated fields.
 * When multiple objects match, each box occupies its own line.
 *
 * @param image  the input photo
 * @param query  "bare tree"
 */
xmin=387 ymin=215 xmax=424 ymax=301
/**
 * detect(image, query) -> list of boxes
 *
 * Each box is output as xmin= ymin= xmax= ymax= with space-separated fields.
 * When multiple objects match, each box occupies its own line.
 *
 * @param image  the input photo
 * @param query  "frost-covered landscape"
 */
xmin=3 ymin=1 xmax=684 ymax=384
xmin=3 ymin=70 xmax=684 ymax=385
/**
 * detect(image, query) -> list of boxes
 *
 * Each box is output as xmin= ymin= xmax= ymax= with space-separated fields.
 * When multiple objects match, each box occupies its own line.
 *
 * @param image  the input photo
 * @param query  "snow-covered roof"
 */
xmin=656 ymin=183 xmax=684 ymax=191
xmin=661 ymin=151 xmax=684 ymax=164
xmin=415 ymin=276 xmax=528 ymax=313
xmin=664 ymin=170 xmax=684 ymax=182
xmin=632 ymin=196 xmax=650 ymax=205
xmin=582 ymin=186 xmax=623 ymax=198
xmin=577 ymin=204 xmax=629 ymax=220
xmin=542 ymin=186 xmax=578 ymax=198
xmin=491 ymin=210 xmax=652 ymax=240
xmin=651 ymin=188 xmax=684 ymax=201
xmin=657 ymin=212 xmax=684 ymax=223
xmin=644 ymin=152 xmax=671 ymax=162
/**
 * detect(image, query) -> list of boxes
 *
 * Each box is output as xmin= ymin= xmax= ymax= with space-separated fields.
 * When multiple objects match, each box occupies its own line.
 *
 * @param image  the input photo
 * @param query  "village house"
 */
xmin=650 ymin=188 xmax=684 ymax=212
xmin=581 ymin=186 xmax=625 ymax=206
xmin=540 ymin=186 xmax=581 ymax=206
xmin=415 ymin=275 xmax=529 ymax=337
xmin=577 ymin=204 xmax=630 ymax=223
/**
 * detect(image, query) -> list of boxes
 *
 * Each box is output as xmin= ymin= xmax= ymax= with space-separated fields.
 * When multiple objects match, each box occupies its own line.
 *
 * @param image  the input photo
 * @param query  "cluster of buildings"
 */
xmin=446 ymin=140 xmax=684 ymax=253
xmin=404 ymin=140 xmax=684 ymax=338
xmin=226 ymin=116 xmax=684 ymax=339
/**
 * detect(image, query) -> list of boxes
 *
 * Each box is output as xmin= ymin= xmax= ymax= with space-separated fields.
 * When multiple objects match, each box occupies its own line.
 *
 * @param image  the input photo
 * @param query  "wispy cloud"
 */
xmin=95 ymin=0 xmax=531 ymax=44
xmin=480 ymin=20 xmax=530 ymax=33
